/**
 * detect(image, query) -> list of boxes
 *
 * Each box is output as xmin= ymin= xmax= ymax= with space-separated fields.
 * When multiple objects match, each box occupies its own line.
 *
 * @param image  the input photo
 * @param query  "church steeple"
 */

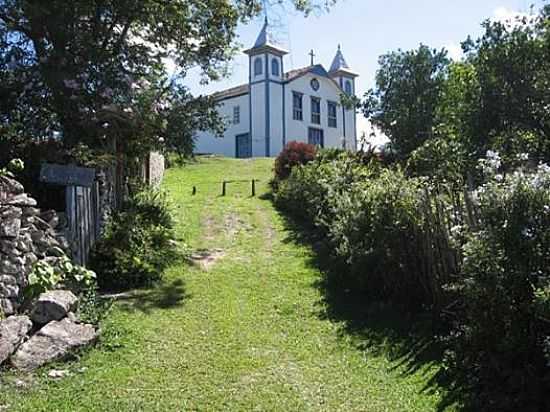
xmin=253 ymin=17 xmax=270 ymax=48
xmin=244 ymin=17 xmax=288 ymax=57
xmin=329 ymin=44 xmax=350 ymax=72
xmin=329 ymin=45 xmax=357 ymax=76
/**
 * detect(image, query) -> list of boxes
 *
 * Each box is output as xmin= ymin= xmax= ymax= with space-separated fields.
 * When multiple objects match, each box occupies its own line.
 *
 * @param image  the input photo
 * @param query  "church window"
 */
xmin=345 ymin=80 xmax=353 ymax=95
xmin=233 ymin=106 xmax=240 ymax=125
xmin=311 ymin=97 xmax=321 ymax=125
xmin=293 ymin=92 xmax=303 ymax=121
xmin=328 ymin=101 xmax=337 ymax=128
xmin=254 ymin=57 xmax=263 ymax=76
xmin=271 ymin=58 xmax=280 ymax=76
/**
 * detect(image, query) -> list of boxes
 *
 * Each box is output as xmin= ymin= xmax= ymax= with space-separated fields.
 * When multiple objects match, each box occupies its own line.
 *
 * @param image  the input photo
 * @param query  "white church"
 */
xmin=194 ymin=18 xmax=359 ymax=158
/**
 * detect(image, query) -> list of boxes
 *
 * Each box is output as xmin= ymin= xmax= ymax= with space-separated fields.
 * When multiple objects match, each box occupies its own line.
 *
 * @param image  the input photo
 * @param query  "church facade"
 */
xmin=194 ymin=19 xmax=359 ymax=158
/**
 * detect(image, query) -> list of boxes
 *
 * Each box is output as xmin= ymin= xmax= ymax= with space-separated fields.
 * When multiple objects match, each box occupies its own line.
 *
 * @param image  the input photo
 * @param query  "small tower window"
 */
xmin=233 ymin=106 xmax=240 ymax=125
xmin=271 ymin=58 xmax=280 ymax=76
xmin=254 ymin=57 xmax=263 ymax=76
xmin=345 ymin=80 xmax=353 ymax=95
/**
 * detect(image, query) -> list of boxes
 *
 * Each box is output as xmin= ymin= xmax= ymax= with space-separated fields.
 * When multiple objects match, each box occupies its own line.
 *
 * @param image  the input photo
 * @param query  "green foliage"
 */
xmin=407 ymin=138 xmax=467 ymax=184
xmin=362 ymin=5 xmax=550 ymax=168
xmin=90 ymin=187 xmax=181 ymax=291
xmin=447 ymin=165 xmax=550 ymax=411
xmin=77 ymin=288 xmax=112 ymax=325
xmin=362 ymin=45 xmax=450 ymax=158
xmin=25 ymin=256 xmax=97 ymax=301
xmin=0 ymin=158 xmax=24 ymax=178
xmin=275 ymin=152 xmax=438 ymax=307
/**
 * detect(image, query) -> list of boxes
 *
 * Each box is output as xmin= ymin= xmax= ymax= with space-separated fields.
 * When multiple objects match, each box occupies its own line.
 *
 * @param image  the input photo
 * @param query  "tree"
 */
xmin=361 ymin=45 xmax=450 ymax=158
xmin=456 ymin=5 xmax=550 ymax=163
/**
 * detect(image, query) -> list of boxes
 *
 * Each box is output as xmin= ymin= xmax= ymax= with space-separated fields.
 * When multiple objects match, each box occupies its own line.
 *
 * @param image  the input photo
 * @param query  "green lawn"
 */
xmin=0 ymin=157 xmax=453 ymax=411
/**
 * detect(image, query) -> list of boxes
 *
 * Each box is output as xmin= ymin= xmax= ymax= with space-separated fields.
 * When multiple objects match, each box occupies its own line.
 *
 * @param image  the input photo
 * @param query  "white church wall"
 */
xmin=250 ymin=82 xmax=266 ymax=157
xmin=269 ymin=82 xmax=284 ymax=156
xmin=285 ymin=73 xmax=356 ymax=150
xmin=194 ymin=93 xmax=250 ymax=157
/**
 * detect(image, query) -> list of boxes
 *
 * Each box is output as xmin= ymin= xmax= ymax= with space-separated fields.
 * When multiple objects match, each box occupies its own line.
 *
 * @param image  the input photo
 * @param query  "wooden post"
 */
xmin=192 ymin=186 xmax=196 ymax=196
xmin=251 ymin=179 xmax=256 ymax=197
xmin=222 ymin=181 xmax=226 ymax=196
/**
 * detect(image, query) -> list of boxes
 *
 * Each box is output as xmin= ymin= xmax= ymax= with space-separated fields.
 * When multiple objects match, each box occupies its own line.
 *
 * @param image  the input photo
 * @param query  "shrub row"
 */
xmin=273 ymin=145 xmax=550 ymax=411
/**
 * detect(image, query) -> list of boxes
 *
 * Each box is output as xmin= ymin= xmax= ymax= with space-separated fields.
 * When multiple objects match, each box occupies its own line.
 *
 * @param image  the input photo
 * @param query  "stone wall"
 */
xmin=0 ymin=176 xmax=67 ymax=317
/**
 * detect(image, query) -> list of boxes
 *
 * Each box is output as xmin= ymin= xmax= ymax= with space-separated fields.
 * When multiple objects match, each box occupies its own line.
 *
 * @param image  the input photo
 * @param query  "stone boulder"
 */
xmin=11 ymin=318 xmax=98 ymax=370
xmin=30 ymin=290 xmax=78 ymax=324
xmin=0 ymin=315 xmax=32 ymax=365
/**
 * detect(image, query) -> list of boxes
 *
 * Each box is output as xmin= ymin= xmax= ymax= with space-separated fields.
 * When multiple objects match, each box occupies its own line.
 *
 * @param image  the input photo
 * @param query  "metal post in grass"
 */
xmin=251 ymin=179 xmax=256 ymax=197
xmin=222 ymin=181 xmax=226 ymax=196
xmin=192 ymin=186 xmax=196 ymax=196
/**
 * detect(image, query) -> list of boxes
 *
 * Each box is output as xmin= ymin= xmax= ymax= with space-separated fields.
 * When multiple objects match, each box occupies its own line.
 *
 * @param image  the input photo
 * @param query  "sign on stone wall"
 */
xmin=39 ymin=164 xmax=96 ymax=187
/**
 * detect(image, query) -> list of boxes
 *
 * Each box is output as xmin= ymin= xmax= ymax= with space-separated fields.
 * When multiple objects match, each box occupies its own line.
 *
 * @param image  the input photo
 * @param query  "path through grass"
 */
xmin=0 ymin=157 xmax=452 ymax=411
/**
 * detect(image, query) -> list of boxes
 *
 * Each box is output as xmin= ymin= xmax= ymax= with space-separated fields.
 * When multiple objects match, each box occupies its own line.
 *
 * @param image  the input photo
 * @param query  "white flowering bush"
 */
xmin=449 ymin=156 xmax=550 ymax=411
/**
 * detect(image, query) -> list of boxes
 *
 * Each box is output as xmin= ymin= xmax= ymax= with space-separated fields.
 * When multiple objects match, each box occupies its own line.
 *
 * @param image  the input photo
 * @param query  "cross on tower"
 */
xmin=309 ymin=49 xmax=316 ymax=66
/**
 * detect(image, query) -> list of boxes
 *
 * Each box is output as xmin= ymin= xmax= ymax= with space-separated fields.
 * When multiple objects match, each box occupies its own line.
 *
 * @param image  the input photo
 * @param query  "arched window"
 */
xmin=254 ymin=57 xmax=263 ymax=76
xmin=271 ymin=58 xmax=280 ymax=76
xmin=345 ymin=80 xmax=353 ymax=95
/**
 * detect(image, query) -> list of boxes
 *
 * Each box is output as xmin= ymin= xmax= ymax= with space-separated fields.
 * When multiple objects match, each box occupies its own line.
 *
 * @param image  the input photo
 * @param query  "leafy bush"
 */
xmin=90 ymin=187 xmax=181 ymax=291
xmin=447 ymin=164 xmax=550 ymax=411
xmin=25 ymin=256 xmax=97 ymax=300
xmin=273 ymin=141 xmax=317 ymax=181
xmin=275 ymin=151 xmax=441 ymax=307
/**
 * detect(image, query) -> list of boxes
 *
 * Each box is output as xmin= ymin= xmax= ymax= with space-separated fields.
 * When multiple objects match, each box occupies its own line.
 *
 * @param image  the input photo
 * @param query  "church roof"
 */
xmin=329 ymin=45 xmax=350 ymax=72
xmin=212 ymin=64 xmax=346 ymax=102
xmin=211 ymin=84 xmax=249 ymax=101
xmin=329 ymin=45 xmax=358 ymax=77
xmin=253 ymin=17 xmax=271 ymax=48
xmin=243 ymin=18 xmax=289 ymax=56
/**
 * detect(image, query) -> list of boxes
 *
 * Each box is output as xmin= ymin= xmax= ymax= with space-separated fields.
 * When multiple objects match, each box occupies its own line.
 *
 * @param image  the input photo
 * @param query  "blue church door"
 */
xmin=236 ymin=133 xmax=252 ymax=158
xmin=308 ymin=128 xmax=324 ymax=148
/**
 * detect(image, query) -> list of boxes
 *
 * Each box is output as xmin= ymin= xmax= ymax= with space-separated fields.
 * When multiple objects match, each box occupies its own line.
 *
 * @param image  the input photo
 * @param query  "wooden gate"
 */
xmin=65 ymin=183 xmax=101 ymax=266
xmin=40 ymin=164 xmax=101 ymax=266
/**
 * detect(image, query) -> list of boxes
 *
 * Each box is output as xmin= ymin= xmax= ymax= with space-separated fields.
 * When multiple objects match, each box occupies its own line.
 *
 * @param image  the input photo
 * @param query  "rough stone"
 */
xmin=0 ymin=282 xmax=19 ymax=298
xmin=11 ymin=318 xmax=98 ymax=370
xmin=4 ymin=194 xmax=37 ymax=207
xmin=0 ymin=207 xmax=22 ymax=238
xmin=30 ymin=290 xmax=78 ymax=324
xmin=39 ymin=210 xmax=59 ymax=229
xmin=48 ymin=369 xmax=70 ymax=379
xmin=0 ymin=239 xmax=20 ymax=256
xmin=0 ymin=176 xmax=24 ymax=197
xmin=26 ymin=216 xmax=51 ymax=232
xmin=15 ymin=232 xmax=33 ymax=253
xmin=0 ymin=298 xmax=18 ymax=316
xmin=0 ymin=257 xmax=24 ymax=276
xmin=22 ymin=207 xmax=40 ymax=217
xmin=0 ymin=315 xmax=32 ymax=365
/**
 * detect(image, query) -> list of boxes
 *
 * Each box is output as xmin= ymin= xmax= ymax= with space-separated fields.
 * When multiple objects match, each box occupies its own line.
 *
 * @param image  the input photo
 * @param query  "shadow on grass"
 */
xmin=277 ymin=209 xmax=460 ymax=411
xmin=114 ymin=278 xmax=189 ymax=314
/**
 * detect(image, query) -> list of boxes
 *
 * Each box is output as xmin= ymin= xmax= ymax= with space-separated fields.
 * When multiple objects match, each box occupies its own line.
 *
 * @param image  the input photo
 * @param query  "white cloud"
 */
xmin=492 ymin=7 xmax=534 ymax=28
xmin=356 ymin=116 xmax=389 ymax=149
xmin=445 ymin=43 xmax=464 ymax=61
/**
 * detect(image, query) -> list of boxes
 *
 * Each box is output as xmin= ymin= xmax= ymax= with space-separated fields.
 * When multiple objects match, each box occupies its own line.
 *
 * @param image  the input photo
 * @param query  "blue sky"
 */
xmin=184 ymin=0 xmax=545 ymax=145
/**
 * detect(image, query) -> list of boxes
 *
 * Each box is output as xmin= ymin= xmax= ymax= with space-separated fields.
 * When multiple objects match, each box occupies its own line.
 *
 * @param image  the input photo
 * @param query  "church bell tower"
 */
xmin=244 ymin=18 xmax=288 ymax=157
xmin=329 ymin=45 xmax=359 ymax=149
